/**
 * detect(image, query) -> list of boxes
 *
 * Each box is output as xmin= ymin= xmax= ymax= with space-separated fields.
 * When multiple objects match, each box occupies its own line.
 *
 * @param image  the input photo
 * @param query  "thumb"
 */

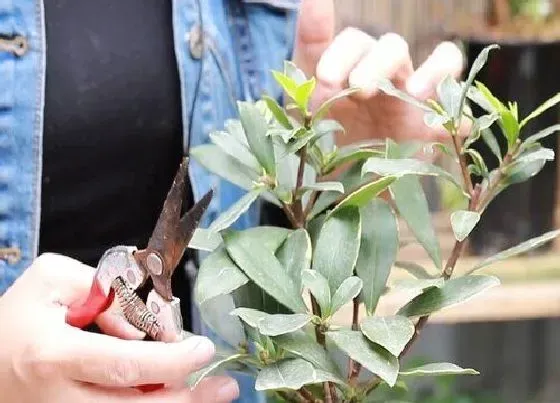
xmin=293 ymin=0 xmax=335 ymax=78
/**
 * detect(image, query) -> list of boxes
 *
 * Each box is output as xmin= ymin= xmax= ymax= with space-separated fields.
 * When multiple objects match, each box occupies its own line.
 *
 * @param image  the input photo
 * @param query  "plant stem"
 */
xmin=293 ymin=146 xmax=308 ymax=224
xmin=347 ymin=298 xmax=362 ymax=386
xmin=303 ymin=189 xmax=320 ymax=219
xmin=281 ymin=201 xmax=300 ymax=228
xmin=299 ymin=387 xmax=318 ymax=402
xmin=451 ymin=134 xmax=474 ymax=196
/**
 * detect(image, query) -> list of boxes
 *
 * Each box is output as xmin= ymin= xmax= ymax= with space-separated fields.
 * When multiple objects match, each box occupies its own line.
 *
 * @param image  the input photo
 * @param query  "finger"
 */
xmin=349 ymin=32 xmax=414 ymax=98
xmin=95 ymin=309 xmax=146 ymax=340
xmin=189 ymin=376 xmax=240 ymax=403
xmin=293 ymin=0 xmax=335 ymax=77
xmin=315 ymin=27 xmax=376 ymax=89
xmin=406 ymin=41 xmax=464 ymax=100
xmin=51 ymin=329 xmax=216 ymax=386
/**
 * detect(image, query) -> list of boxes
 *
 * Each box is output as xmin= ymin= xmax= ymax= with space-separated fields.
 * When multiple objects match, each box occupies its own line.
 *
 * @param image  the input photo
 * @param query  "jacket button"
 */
xmin=188 ymin=25 xmax=204 ymax=60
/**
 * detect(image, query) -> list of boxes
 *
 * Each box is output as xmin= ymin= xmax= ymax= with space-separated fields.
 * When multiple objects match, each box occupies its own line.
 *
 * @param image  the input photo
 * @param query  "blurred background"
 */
xmin=331 ymin=1 xmax=560 ymax=402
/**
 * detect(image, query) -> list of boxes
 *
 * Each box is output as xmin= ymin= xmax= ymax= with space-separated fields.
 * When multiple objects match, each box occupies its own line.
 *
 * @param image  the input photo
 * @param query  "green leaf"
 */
xmin=356 ymin=200 xmax=399 ymax=314
xmin=255 ymin=358 xmax=341 ymax=391
xmin=224 ymin=119 xmax=249 ymax=145
xmin=189 ymin=228 xmax=222 ymax=252
xmin=424 ymin=111 xmax=451 ymax=128
xmin=272 ymin=71 xmax=298 ymax=100
xmin=459 ymin=44 xmax=499 ymax=116
xmin=469 ymin=229 xmax=560 ymax=273
xmin=437 ymin=75 xmax=463 ymax=121
xmin=230 ymin=308 xmax=313 ymax=336
xmin=504 ymin=146 xmax=554 ymax=185
xmin=188 ymin=354 xmax=248 ymax=388
xmin=199 ymin=294 xmax=247 ymax=348
xmin=520 ymin=92 xmax=560 ymax=128
xmin=238 ymin=226 xmax=291 ymax=253
xmin=284 ymin=61 xmax=307 ymax=85
xmin=195 ymin=246 xmax=249 ymax=306
xmin=209 ymin=130 xmax=262 ymax=172
xmin=393 ymin=261 xmax=437 ymax=279
xmin=209 ymin=189 xmax=262 ymax=233
xmin=190 ymin=144 xmax=259 ymax=191
xmin=391 ymin=176 xmax=442 ymax=270
xmin=362 ymin=157 xmax=462 ymax=191
xmin=400 ymin=362 xmax=479 ymax=377
xmin=466 ymin=149 xmax=488 ymax=178
xmin=329 ymin=276 xmax=363 ymax=316
xmin=313 ymin=87 xmax=361 ymax=122
xmin=360 ymin=316 xmax=415 ymax=356
xmin=374 ymin=77 xmax=433 ymax=113
xmin=327 ymin=330 xmax=399 ymax=386
xmin=313 ymin=119 xmax=345 ymax=136
xmin=276 ymin=229 xmax=312 ymax=292
xmin=397 ymin=275 xmax=500 ymax=317
xmin=481 ymin=127 xmax=502 ymax=162
xmin=238 ymin=101 xmax=276 ymax=176
xmin=223 ymin=230 xmax=307 ymax=313
xmin=521 ymin=123 xmax=560 ymax=150
xmin=272 ymin=331 xmax=342 ymax=377
xmin=332 ymin=176 xmax=397 ymax=213
xmin=300 ymin=181 xmax=344 ymax=194
xmin=312 ymin=206 xmax=361 ymax=293
xmin=389 ymin=278 xmax=445 ymax=295
xmin=450 ymin=210 xmax=481 ymax=242
xmin=295 ymin=78 xmax=316 ymax=111
xmin=323 ymin=147 xmax=383 ymax=174
xmin=301 ymin=269 xmax=331 ymax=315
xmin=262 ymin=95 xmax=293 ymax=129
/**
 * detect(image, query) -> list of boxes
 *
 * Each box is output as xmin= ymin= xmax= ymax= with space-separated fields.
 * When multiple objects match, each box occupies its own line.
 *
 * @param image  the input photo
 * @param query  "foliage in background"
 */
xmin=185 ymin=44 xmax=560 ymax=402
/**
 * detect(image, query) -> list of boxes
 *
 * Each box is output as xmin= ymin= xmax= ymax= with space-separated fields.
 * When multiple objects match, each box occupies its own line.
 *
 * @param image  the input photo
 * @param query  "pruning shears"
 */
xmin=65 ymin=157 xmax=213 ymax=392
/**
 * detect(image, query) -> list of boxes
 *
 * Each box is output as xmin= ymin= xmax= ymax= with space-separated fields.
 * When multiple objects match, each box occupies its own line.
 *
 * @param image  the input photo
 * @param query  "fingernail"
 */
xmin=217 ymin=379 xmax=240 ymax=402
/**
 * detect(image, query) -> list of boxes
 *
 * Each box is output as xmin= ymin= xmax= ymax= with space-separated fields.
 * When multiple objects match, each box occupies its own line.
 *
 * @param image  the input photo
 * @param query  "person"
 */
xmin=0 ymin=0 xmax=464 ymax=401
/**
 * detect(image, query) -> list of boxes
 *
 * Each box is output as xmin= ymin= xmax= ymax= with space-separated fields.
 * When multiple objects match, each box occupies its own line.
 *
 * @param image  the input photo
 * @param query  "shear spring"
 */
xmin=111 ymin=277 xmax=162 ymax=341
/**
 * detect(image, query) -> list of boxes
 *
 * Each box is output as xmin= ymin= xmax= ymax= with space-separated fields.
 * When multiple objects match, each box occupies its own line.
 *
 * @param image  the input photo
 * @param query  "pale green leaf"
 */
xmin=521 ymin=123 xmax=560 ymax=150
xmin=332 ymin=176 xmax=397 ymax=213
xmin=230 ymin=308 xmax=313 ymax=336
xmin=360 ymin=316 xmax=415 ymax=356
xmin=323 ymin=147 xmax=383 ymax=174
xmin=209 ymin=130 xmax=261 ymax=172
xmin=190 ymin=144 xmax=259 ymax=191
xmin=209 ymin=189 xmax=262 ymax=233
xmin=194 ymin=246 xmax=249 ymax=306
xmin=459 ymin=44 xmax=499 ymax=115
xmin=272 ymin=71 xmax=298 ymax=100
xmin=481 ymin=127 xmax=502 ymax=163
xmin=313 ymin=87 xmax=361 ymax=122
xmin=238 ymin=101 xmax=276 ymax=176
xmin=327 ymin=330 xmax=399 ymax=386
xmin=374 ymin=77 xmax=433 ymax=113
xmin=450 ymin=210 xmax=481 ymax=242
xmin=188 ymin=228 xmax=222 ymax=252
xmin=356 ymin=200 xmax=399 ymax=314
xmin=520 ymin=92 xmax=560 ymax=128
xmin=223 ymin=229 xmax=307 ymax=313
xmin=301 ymin=269 xmax=331 ymax=315
xmin=295 ymin=78 xmax=316 ymax=110
xmin=437 ymin=75 xmax=463 ymax=120
xmin=329 ymin=276 xmax=363 ymax=316
xmin=224 ymin=119 xmax=249 ymax=145
xmin=284 ymin=60 xmax=307 ymax=85
xmin=469 ymin=229 xmax=560 ymax=273
xmin=199 ymin=294 xmax=246 ymax=348
xmin=389 ymin=278 xmax=445 ymax=295
xmin=238 ymin=226 xmax=291 ymax=253
xmin=313 ymin=119 xmax=345 ymax=136
xmin=393 ymin=261 xmax=437 ymax=280
xmin=312 ymin=206 xmax=361 ymax=293
xmin=397 ymin=275 xmax=500 ymax=317
xmin=262 ymin=95 xmax=292 ymax=129
xmin=255 ymin=358 xmax=341 ymax=391
xmin=188 ymin=354 xmax=248 ymax=388
xmin=276 ymin=229 xmax=312 ymax=292
xmin=300 ymin=181 xmax=344 ymax=194
xmin=400 ymin=362 xmax=479 ymax=377
xmin=424 ymin=111 xmax=450 ymax=128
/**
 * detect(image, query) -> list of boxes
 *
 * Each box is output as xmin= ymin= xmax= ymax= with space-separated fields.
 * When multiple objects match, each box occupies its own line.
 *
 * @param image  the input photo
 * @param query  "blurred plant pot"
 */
xmin=461 ymin=38 xmax=560 ymax=256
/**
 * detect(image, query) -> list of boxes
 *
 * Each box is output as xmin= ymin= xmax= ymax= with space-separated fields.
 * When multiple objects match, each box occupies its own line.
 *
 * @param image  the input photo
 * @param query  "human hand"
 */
xmin=293 ymin=0 xmax=465 ymax=145
xmin=0 ymin=253 xmax=239 ymax=403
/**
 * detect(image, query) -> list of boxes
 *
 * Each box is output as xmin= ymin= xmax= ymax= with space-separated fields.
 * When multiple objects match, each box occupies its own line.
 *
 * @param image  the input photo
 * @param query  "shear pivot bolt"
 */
xmin=147 ymin=252 xmax=163 ymax=275
xmin=151 ymin=301 xmax=160 ymax=314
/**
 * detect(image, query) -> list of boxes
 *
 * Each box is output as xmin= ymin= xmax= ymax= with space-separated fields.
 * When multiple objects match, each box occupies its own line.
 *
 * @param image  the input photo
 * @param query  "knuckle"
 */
xmin=104 ymin=359 xmax=142 ymax=386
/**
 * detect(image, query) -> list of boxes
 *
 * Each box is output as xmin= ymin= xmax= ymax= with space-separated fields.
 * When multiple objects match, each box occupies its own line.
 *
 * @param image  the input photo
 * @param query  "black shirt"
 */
xmin=40 ymin=1 xmax=194 ymax=324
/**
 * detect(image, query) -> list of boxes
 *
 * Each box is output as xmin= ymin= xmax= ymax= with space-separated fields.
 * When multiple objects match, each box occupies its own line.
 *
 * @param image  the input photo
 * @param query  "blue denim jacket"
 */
xmin=0 ymin=0 xmax=299 ymax=401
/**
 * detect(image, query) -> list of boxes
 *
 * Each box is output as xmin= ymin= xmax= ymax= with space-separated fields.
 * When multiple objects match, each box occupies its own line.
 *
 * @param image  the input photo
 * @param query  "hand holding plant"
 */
xmin=187 ymin=44 xmax=560 ymax=402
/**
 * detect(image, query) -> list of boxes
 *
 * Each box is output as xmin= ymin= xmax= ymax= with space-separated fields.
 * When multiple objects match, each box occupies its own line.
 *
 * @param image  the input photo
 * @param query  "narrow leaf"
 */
xmin=276 ymin=229 xmax=312 ymax=292
xmin=520 ymin=92 xmax=560 ymax=128
xmin=329 ymin=276 xmax=363 ymax=316
xmin=394 ymin=261 xmax=437 ymax=279
xmin=302 ymin=269 xmax=331 ymax=315
xmin=356 ymin=200 xmax=399 ymax=314
xmin=188 ymin=354 xmax=248 ymax=388
xmin=209 ymin=189 xmax=262 ymax=233
xmin=522 ymin=123 xmax=560 ymax=150
xmin=481 ymin=127 xmax=502 ymax=162
xmin=209 ymin=130 xmax=261 ymax=172
xmin=255 ymin=358 xmax=341 ymax=391
xmin=437 ymin=75 xmax=463 ymax=120
xmin=230 ymin=308 xmax=313 ymax=336
xmin=400 ymin=362 xmax=479 ymax=377
xmin=301 ymin=181 xmax=344 ymax=194
xmin=189 ymin=228 xmax=222 ymax=252
xmin=238 ymin=101 xmax=276 ymax=176
xmin=223 ymin=230 xmax=307 ymax=313
xmin=313 ymin=87 xmax=361 ymax=122
xmin=262 ymin=95 xmax=292 ymax=129
xmin=450 ymin=210 xmax=481 ymax=242
xmin=272 ymin=71 xmax=298 ymax=100
xmin=332 ymin=176 xmax=397 ymax=213
xmin=190 ymin=144 xmax=259 ymax=191
xmin=469 ymin=229 xmax=560 ymax=273
xmin=195 ymin=246 xmax=249 ymax=306
xmin=374 ymin=77 xmax=433 ymax=112
xmin=397 ymin=275 xmax=500 ymax=317
xmin=295 ymin=78 xmax=316 ymax=110
xmin=284 ymin=61 xmax=307 ymax=85
xmin=459 ymin=44 xmax=499 ymax=115
xmin=323 ymin=147 xmax=383 ymax=174
xmin=360 ymin=316 xmax=415 ymax=356
xmin=313 ymin=119 xmax=345 ymax=136
xmin=327 ymin=330 xmax=399 ymax=386
xmin=389 ymin=278 xmax=445 ymax=295
xmin=312 ymin=206 xmax=361 ymax=293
